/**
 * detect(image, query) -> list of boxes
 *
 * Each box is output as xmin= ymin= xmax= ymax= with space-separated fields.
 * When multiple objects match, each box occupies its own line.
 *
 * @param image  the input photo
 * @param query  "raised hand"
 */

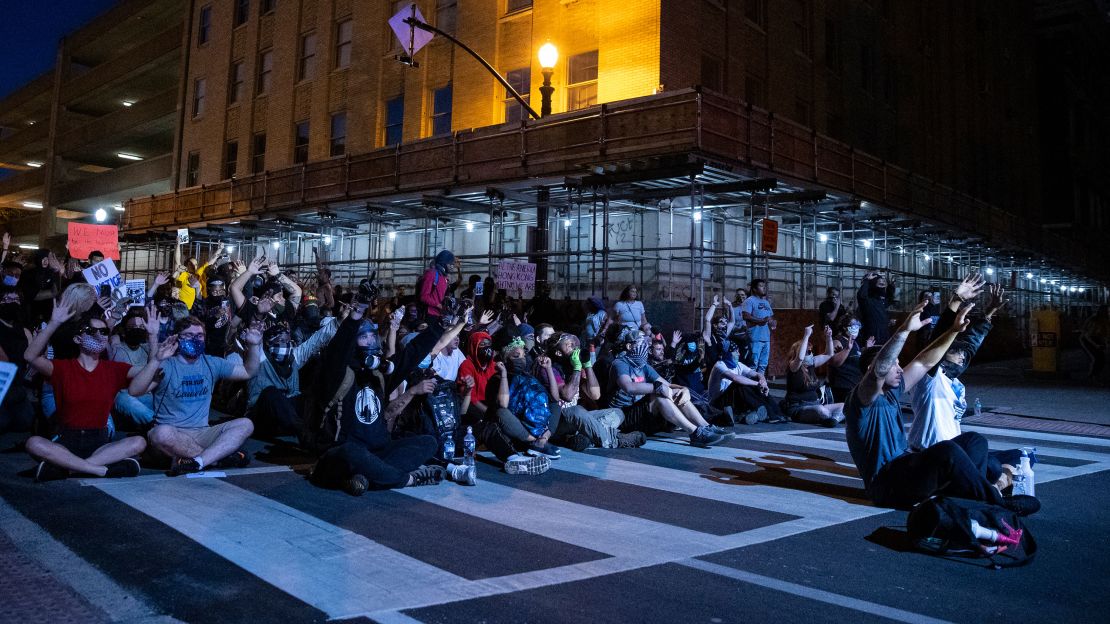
xmin=671 ymin=329 xmax=682 ymax=345
xmin=954 ymin=272 xmax=986 ymax=302
xmin=240 ymin=326 xmax=263 ymax=346
xmin=902 ymin=300 xmax=933 ymax=332
xmin=248 ymin=255 xmax=266 ymax=274
xmin=802 ymin=324 xmax=814 ymax=338
xmin=153 ymin=271 xmax=170 ymax=287
xmin=96 ymin=296 xmax=113 ymax=311
xmin=866 ymin=336 xmax=876 ymax=348
xmin=479 ymin=309 xmax=495 ymax=325
xmin=824 ymin=324 xmax=833 ymax=339
xmin=267 ymin=260 xmax=281 ymax=277
xmin=537 ymin=355 xmax=552 ymax=370
xmin=953 ymin=303 xmax=975 ymax=333
xmin=155 ymin=335 xmax=178 ymax=361
xmin=986 ymin=283 xmax=1008 ymax=319
xmin=495 ymin=361 xmax=507 ymax=376
xmin=50 ymin=302 xmax=76 ymax=325
xmin=712 ymin=294 xmax=720 ymax=306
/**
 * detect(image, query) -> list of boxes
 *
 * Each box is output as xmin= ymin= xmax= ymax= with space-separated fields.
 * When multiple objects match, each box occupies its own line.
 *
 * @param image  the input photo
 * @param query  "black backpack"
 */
xmin=906 ymin=496 xmax=1037 ymax=569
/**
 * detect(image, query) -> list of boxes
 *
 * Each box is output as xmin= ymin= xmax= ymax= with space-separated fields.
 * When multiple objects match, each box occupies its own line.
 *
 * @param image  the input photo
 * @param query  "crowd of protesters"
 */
xmin=0 ymin=230 xmax=1056 ymax=516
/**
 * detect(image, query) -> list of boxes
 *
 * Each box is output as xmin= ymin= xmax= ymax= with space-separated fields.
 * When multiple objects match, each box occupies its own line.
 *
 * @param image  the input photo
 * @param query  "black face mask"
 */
xmin=0 ymin=302 xmax=20 ymax=322
xmin=124 ymin=327 xmax=147 ymax=347
xmin=477 ymin=346 xmax=494 ymax=364
xmin=939 ymin=359 xmax=966 ymax=380
xmin=507 ymin=356 xmax=529 ymax=375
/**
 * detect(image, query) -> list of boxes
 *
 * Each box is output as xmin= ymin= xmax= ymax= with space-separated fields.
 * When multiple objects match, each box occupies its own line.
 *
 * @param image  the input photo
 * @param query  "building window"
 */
xmin=795 ymin=97 xmax=812 ymax=127
xmin=293 ymin=121 xmax=310 ymax=164
xmin=334 ymin=20 xmax=353 ymax=69
xmin=745 ymin=74 xmax=766 ymax=109
xmin=186 ymin=151 xmax=201 ymax=187
xmin=389 ymin=0 xmax=407 ymax=51
xmin=257 ymin=50 xmax=273 ymax=94
xmin=429 ymin=84 xmax=452 ymax=136
xmin=192 ymin=78 xmax=206 ymax=118
xmin=198 ymin=5 xmax=212 ymax=45
xmin=436 ymin=0 xmax=457 ymax=35
xmin=824 ymin=18 xmax=841 ymax=72
xmin=234 ymin=0 xmax=250 ymax=26
xmin=794 ymin=0 xmax=812 ymax=57
xmin=826 ymin=112 xmax=843 ymax=138
xmin=506 ymin=0 xmax=532 ymax=13
xmin=299 ymin=33 xmax=317 ymax=81
xmin=330 ymin=112 xmax=347 ymax=156
xmin=384 ymin=96 xmax=404 ymax=146
xmin=260 ymin=0 xmax=275 ymax=15
xmin=744 ymin=0 xmax=766 ymax=29
xmin=223 ymin=140 xmax=238 ymax=179
xmin=700 ymin=54 xmax=723 ymax=93
xmin=228 ymin=61 xmax=245 ymax=104
xmin=503 ymin=67 xmax=530 ymax=123
xmin=251 ymin=132 xmax=266 ymax=173
xmin=567 ymin=50 xmax=599 ymax=111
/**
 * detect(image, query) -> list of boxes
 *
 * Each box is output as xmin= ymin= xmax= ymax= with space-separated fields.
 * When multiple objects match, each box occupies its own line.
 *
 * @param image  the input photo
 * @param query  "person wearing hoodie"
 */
xmin=856 ymin=269 xmax=897 ymax=345
xmin=418 ymin=249 xmax=457 ymax=321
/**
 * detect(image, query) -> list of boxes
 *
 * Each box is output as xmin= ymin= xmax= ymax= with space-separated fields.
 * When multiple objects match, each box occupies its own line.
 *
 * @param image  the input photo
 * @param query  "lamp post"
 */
xmin=538 ymin=42 xmax=558 ymax=117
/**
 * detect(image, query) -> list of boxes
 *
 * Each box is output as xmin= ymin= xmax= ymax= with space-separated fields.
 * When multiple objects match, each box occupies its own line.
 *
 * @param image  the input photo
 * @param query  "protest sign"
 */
xmin=82 ymin=258 xmax=123 ymax=292
xmin=67 ymin=223 xmax=120 ymax=260
xmin=496 ymin=260 xmax=537 ymax=296
xmin=125 ymin=278 xmax=147 ymax=307
xmin=177 ymin=228 xmax=190 ymax=245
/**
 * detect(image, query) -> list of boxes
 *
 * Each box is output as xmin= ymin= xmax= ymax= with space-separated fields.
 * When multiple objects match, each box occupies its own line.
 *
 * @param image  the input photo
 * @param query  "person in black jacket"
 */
xmin=856 ymin=270 xmax=897 ymax=344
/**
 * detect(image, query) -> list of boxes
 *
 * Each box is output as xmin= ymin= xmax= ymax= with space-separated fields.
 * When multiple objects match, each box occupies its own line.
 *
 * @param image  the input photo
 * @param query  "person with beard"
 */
xmin=649 ymin=336 xmax=676 ymax=380
xmin=244 ymin=317 xmax=337 ymax=438
xmin=109 ymin=310 xmax=159 ymax=429
xmin=783 ymin=324 xmax=845 ymax=427
xmin=856 ymin=269 xmax=897 ymax=345
xmin=129 ymin=311 xmax=262 ymax=476
xmin=418 ymin=249 xmax=457 ymax=322
xmin=906 ymin=280 xmax=1024 ymax=489
xmin=22 ymin=305 xmax=148 ymax=481
xmin=0 ymin=286 xmax=35 ymax=432
xmin=827 ymin=314 xmax=874 ymax=403
xmin=707 ymin=339 xmax=786 ymax=425
xmin=607 ymin=330 xmax=726 ymax=447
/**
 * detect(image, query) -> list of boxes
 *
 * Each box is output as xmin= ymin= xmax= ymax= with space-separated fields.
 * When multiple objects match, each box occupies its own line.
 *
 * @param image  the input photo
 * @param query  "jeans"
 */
xmin=870 ymin=432 xmax=1004 ymax=510
xmin=557 ymin=405 xmax=625 ymax=448
xmin=312 ymin=435 xmax=437 ymax=490
xmin=712 ymin=384 xmax=783 ymax=421
xmin=750 ymin=341 xmax=770 ymax=373
xmin=252 ymin=386 xmax=305 ymax=436
xmin=496 ymin=407 xmax=561 ymax=448
xmin=112 ymin=391 xmax=154 ymax=429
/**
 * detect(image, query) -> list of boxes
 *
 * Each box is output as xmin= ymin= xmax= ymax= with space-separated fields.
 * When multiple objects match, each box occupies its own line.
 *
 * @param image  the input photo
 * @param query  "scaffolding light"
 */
xmin=26 ymin=161 xmax=43 ymax=168
xmin=1061 ymin=285 xmax=1068 ymax=292
xmin=946 ymin=255 xmax=953 ymax=263
xmin=922 ymin=253 xmax=931 ymax=261
xmin=94 ymin=208 xmax=108 ymax=222
xmin=1026 ymin=272 xmax=1034 ymax=279
xmin=563 ymin=218 xmax=571 ymax=228
xmin=827 ymin=256 xmax=834 ymax=263
xmin=985 ymin=267 xmax=994 ymax=275
xmin=466 ymin=222 xmax=475 ymax=232
xmin=271 ymin=241 xmax=280 ymax=250
xmin=388 ymin=231 xmax=397 ymax=241
xmin=121 ymin=100 xmax=134 ymax=107
xmin=862 ymin=239 xmax=872 ymax=249
xmin=21 ymin=201 xmax=43 ymax=209
xmin=1051 ymin=280 xmax=1058 ymax=285
xmin=1069 ymin=286 xmax=1077 ymax=292
xmin=1040 ymin=278 xmax=1047 ymax=284
xmin=18 ymin=244 xmax=39 ymax=250
xmin=112 ymin=204 xmax=125 ymax=212
xmin=225 ymin=245 xmax=235 ymax=252
xmin=693 ymin=210 xmax=703 ymax=223
xmin=1079 ymin=288 xmax=1086 ymax=293
xmin=818 ymin=233 xmax=828 ymax=243
xmin=323 ymin=235 xmax=333 ymax=245
xmin=117 ymin=152 xmax=143 ymax=161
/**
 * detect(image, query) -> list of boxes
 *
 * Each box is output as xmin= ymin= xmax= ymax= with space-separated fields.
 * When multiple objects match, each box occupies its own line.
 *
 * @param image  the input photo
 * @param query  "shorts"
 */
xmin=172 ymin=421 xmax=240 ymax=449
xmin=56 ymin=428 xmax=111 ymax=459
xmin=619 ymin=397 xmax=667 ymax=435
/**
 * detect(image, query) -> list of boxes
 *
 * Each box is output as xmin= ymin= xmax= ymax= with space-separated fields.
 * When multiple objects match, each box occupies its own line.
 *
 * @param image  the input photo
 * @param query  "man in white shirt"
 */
xmin=707 ymin=339 xmax=786 ymax=425
xmin=432 ymin=335 xmax=466 ymax=381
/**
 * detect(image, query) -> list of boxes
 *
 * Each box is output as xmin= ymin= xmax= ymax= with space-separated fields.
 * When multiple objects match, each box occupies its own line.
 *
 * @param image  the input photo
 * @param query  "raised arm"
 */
xmin=23 ymin=303 xmax=77 ymax=377
xmin=790 ymin=325 xmax=814 ymax=372
xmin=703 ymin=295 xmax=720 ymax=343
xmin=812 ymin=324 xmax=837 ymax=367
xmin=231 ymin=255 xmax=265 ymax=310
xmin=225 ymin=326 xmax=262 ymax=380
xmin=857 ymin=301 xmax=930 ymax=406
xmin=270 ymin=261 xmax=302 ymax=308
xmin=903 ymin=304 xmax=974 ymax=390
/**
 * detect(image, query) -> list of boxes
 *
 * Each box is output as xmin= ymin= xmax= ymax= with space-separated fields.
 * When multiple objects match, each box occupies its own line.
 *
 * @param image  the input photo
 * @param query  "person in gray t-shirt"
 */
xmin=129 ymin=309 xmax=261 ymax=475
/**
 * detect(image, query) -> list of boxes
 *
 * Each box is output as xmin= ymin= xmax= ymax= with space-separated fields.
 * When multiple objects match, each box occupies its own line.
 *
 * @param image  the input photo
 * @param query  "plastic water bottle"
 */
xmin=442 ymin=433 xmax=455 ymax=462
xmin=463 ymin=426 xmax=476 ymax=467
xmin=1012 ymin=448 xmax=1035 ymax=497
xmin=973 ymin=397 xmax=982 ymax=418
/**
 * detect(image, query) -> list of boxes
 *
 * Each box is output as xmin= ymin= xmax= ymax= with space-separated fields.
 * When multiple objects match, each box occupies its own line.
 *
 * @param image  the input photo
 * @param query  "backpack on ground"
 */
xmin=906 ymin=495 xmax=1037 ymax=569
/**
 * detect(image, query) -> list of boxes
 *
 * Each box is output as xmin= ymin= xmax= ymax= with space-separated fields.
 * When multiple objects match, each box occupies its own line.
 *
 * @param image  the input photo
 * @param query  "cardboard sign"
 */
xmin=177 ymin=228 xmax=190 ymax=245
xmin=496 ymin=260 xmax=536 ymax=296
xmin=82 ymin=257 xmax=123 ymax=291
xmin=67 ymin=223 xmax=120 ymax=260
xmin=760 ymin=218 xmax=778 ymax=254
xmin=125 ymin=278 xmax=147 ymax=307
xmin=388 ymin=3 xmax=432 ymax=57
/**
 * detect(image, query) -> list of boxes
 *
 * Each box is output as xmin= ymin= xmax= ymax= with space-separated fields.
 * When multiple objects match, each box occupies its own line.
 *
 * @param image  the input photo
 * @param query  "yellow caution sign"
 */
xmin=1030 ymin=309 xmax=1059 ymax=373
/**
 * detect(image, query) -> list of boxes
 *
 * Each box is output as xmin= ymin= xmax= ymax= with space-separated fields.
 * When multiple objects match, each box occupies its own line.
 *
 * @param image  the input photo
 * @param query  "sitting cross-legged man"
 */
xmin=23 ymin=303 xmax=147 ymax=482
xmin=706 ymin=337 xmax=786 ymax=425
xmin=130 ymin=310 xmax=262 ymax=475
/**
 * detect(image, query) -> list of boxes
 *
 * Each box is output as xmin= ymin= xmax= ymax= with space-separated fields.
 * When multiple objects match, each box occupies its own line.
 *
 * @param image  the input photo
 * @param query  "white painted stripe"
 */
xmin=639 ymin=434 xmax=865 ymax=482
xmin=962 ymin=424 xmax=1110 ymax=447
xmin=79 ymin=464 xmax=293 ymax=486
xmin=679 ymin=559 xmax=956 ymax=624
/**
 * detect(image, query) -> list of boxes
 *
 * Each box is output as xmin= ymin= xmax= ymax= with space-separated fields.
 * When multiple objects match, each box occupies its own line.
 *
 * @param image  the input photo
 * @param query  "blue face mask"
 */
xmin=178 ymin=336 xmax=206 ymax=358
xmin=686 ymin=342 xmax=697 ymax=352
xmin=417 ymin=354 xmax=433 ymax=369
xmin=2 ymin=275 xmax=17 ymax=287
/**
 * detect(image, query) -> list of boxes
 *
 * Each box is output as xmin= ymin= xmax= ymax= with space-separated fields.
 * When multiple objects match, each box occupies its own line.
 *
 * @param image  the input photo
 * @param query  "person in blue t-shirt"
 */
xmin=740 ymin=279 xmax=775 ymax=373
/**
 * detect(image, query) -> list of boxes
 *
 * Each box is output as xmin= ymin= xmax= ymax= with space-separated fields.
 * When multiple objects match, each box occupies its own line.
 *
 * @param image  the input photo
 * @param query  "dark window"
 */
xmin=186 ymin=151 xmax=201 ymax=186
xmin=700 ymin=54 xmax=723 ymax=93
xmin=744 ymin=0 xmax=766 ymax=29
xmin=795 ymin=97 xmax=812 ymax=127
xmin=384 ymin=96 xmax=404 ymax=145
xmin=330 ymin=112 xmax=347 ymax=156
xmin=251 ymin=132 xmax=266 ymax=173
xmin=794 ymin=0 xmax=812 ymax=57
xmin=389 ymin=1 xmax=407 ymax=51
xmin=335 ymin=20 xmax=353 ymax=69
xmin=299 ymin=33 xmax=317 ymax=81
xmin=234 ymin=0 xmax=250 ymax=26
xmin=436 ymin=0 xmax=457 ymax=36
xmin=192 ymin=78 xmax=206 ymax=117
xmin=293 ymin=121 xmax=310 ymax=164
xmin=567 ymin=50 xmax=599 ymax=111
xmin=506 ymin=0 xmax=532 ymax=13
xmin=198 ymin=5 xmax=212 ymax=44
xmin=745 ymin=74 xmax=766 ymax=109
xmin=504 ymin=67 xmax=531 ymax=123
xmin=257 ymin=50 xmax=273 ymax=94
xmin=824 ymin=18 xmax=841 ymax=72
xmin=228 ymin=61 xmax=245 ymax=104
xmin=429 ymin=84 xmax=452 ymax=136
xmin=223 ymin=140 xmax=239 ymax=179
xmin=260 ymin=0 xmax=275 ymax=15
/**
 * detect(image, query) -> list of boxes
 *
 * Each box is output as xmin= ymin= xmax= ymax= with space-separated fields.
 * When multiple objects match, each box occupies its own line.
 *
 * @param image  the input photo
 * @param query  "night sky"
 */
xmin=0 ymin=0 xmax=117 ymax=100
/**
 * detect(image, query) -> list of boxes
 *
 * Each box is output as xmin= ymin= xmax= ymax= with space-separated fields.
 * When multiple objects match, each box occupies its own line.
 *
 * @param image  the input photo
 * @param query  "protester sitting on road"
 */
xmin=110 ymin=309 xmax=157 ymax=430
xmin=607 ymin=330 xmax=726 ymax=447
xmin=23 ymin=304 xmax=147 ymax=481
xmin=784 ymin=324 xmax=845 ymax=427
xmin=707 ymin=338 xmax=785 ymax=425
xmin=129 ymin=310 xmax=262 ymax=475
xmin=827 ymin=314 xmax=873 ymax=403
xmin=818 ymin=286 xmax=846 ymax=330
xmin=488 ymin=339 xmax=564 ymax=460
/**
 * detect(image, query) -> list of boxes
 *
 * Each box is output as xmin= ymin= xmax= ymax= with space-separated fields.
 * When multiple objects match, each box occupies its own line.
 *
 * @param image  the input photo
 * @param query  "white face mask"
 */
xmin=847 ymin=325 xmax=861 ymax=338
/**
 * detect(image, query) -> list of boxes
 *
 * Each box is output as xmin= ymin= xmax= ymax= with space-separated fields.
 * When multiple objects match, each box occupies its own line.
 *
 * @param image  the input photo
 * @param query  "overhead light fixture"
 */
xmin=94 ymin=208 xmax=108 ymax=222
xmin=692 ymin=210 xmax=703 ymax=223
xmin=1051 ymin=280 xmax=1058 ymax=285
xmin=1040 ymin=278 xmax=1046 ymax=284
xmin=26 ymin=120 xmax=35 ymax=126
xmin=271 ymin=241 xmax=281 ymax=249
xmin=25 ymin=161 xmax=43 ymax=168
xmin=117 ymin=152 xmax=143 ymax=161
xmin=1061 ymin=285 xmax=1067 ymax=292
xmin=1079 ymin=288 xmax=1086 ymax=293
xmin=112 ymin=204 xmax=125 ymax=212
xmin=827 ymin=256 xmax=834 ymax=263
xmin=818 ymin=233 xmax=828 ymax=243
xmin=1069 ymin=286 xmax=1077 ymax=292
xmin=21 ymin=201 xmax=43 ymax=209
xmin=18 ymin=244 xmax=39 ymax=250
xmin=225 ymin=245 xmax=236 ymax=252
xmin=466 ymin=222 xmax=475 ymax=232
xmin=323 ymin=235 xmax=333 ymax=245
xmin=985 ymin=267 xmax=994 ymax=275
xmin=563 ymin=218 xmax=572 ymax=228
xmin=1026 ymin=272 xmax=1034 ymax=279
xmin=121 ymin=100 xmax=134 ymax=107
xmin=388 ymin=231 xmax=397 ymax=241
xmin=862 ymin=239 xmax=872 ymax=249
xmin=922 ymin=253 xmax=931 ymax=261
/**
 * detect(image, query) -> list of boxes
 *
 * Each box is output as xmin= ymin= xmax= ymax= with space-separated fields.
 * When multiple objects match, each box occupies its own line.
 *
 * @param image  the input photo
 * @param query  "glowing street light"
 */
xmin=862 ymin=239 xmax=872 ymax=249
xmin=94 ymin=208 xmax=108 ymax=222
xmin=466 ymin=222 xmax=475 ymax=232
xmin=538 ymin=42 xmax=558 ymax=117
xmin=388 ymin=231 xmax=397 ymax=241
xmin=818 ymin=233 xmax=828 ymax=242
xmin=323 ymin=235 xmax=333 ymax=245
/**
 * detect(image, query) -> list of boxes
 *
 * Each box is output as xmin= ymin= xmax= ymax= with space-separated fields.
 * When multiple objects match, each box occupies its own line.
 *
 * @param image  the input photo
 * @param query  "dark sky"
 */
xmin=0 ymin=0 xmax=118 ymax=100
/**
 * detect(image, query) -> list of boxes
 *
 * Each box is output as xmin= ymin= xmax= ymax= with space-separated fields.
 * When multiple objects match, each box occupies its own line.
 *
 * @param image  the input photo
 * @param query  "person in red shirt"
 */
xmin=457 ymin=331 xmax=497 ymax=418
xmin=22 ymin=302 xmax=155 ymax=482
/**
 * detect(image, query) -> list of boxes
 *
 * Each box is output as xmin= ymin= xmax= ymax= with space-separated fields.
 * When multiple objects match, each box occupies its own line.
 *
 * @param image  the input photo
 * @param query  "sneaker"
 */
xmin=406 ymin=465 xmax=445 ymax=487
xmin=214 ymin=449 xmax=252 ymax=469
xmin=766 ymin=412 xmax=790 ymax=424
xmin=104 ymin=458 xmax=141 ymax=478
xmin=528 ymin=442 xmax=562 ymax=460
xmin=344 ymin=474 xmax=368 ymax=496
xmin=504 ymin=453 xmax=550 ymax=476
xmin=616 ymin=431 xmax=647 ymax=448
xmin=563 ymin=432 xmax=591 ymax=452
xmin=689 ymin=426 xmax=725 ymax=448
xmin=707 ymin=424 xmax=734 ymax=438
xmin=168 ymin=458 xmax=201 ymax=477
xmin=34 ymin=461 xmax=69 ymax=483
xmin=745 ymin=405 xmax=768 ymax=425
xmin=446 ymin=463 xmax=478 ymax=485
xmin=1002 ymin=494 xmax=1041 ymax=517
xmin=819 ymin=416 xmax=839 ymax=428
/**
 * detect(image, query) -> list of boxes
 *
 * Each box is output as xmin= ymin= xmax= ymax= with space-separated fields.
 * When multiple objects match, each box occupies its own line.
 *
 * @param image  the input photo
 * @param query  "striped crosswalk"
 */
xmin=75 ymin=422 xmax=1110 ymax=622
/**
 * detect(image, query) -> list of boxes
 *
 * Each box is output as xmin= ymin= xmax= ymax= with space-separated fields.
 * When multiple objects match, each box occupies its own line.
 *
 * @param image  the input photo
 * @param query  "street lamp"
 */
xmin=538 ymin=42 xmax=558 ymax=117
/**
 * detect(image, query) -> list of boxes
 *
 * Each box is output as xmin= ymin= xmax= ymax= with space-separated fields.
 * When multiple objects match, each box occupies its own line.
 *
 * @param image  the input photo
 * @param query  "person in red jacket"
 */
xmin=418 ymin=250 xmax=456 ymax=321
xmin=457 ymin=330 xmax=496 ymax=418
